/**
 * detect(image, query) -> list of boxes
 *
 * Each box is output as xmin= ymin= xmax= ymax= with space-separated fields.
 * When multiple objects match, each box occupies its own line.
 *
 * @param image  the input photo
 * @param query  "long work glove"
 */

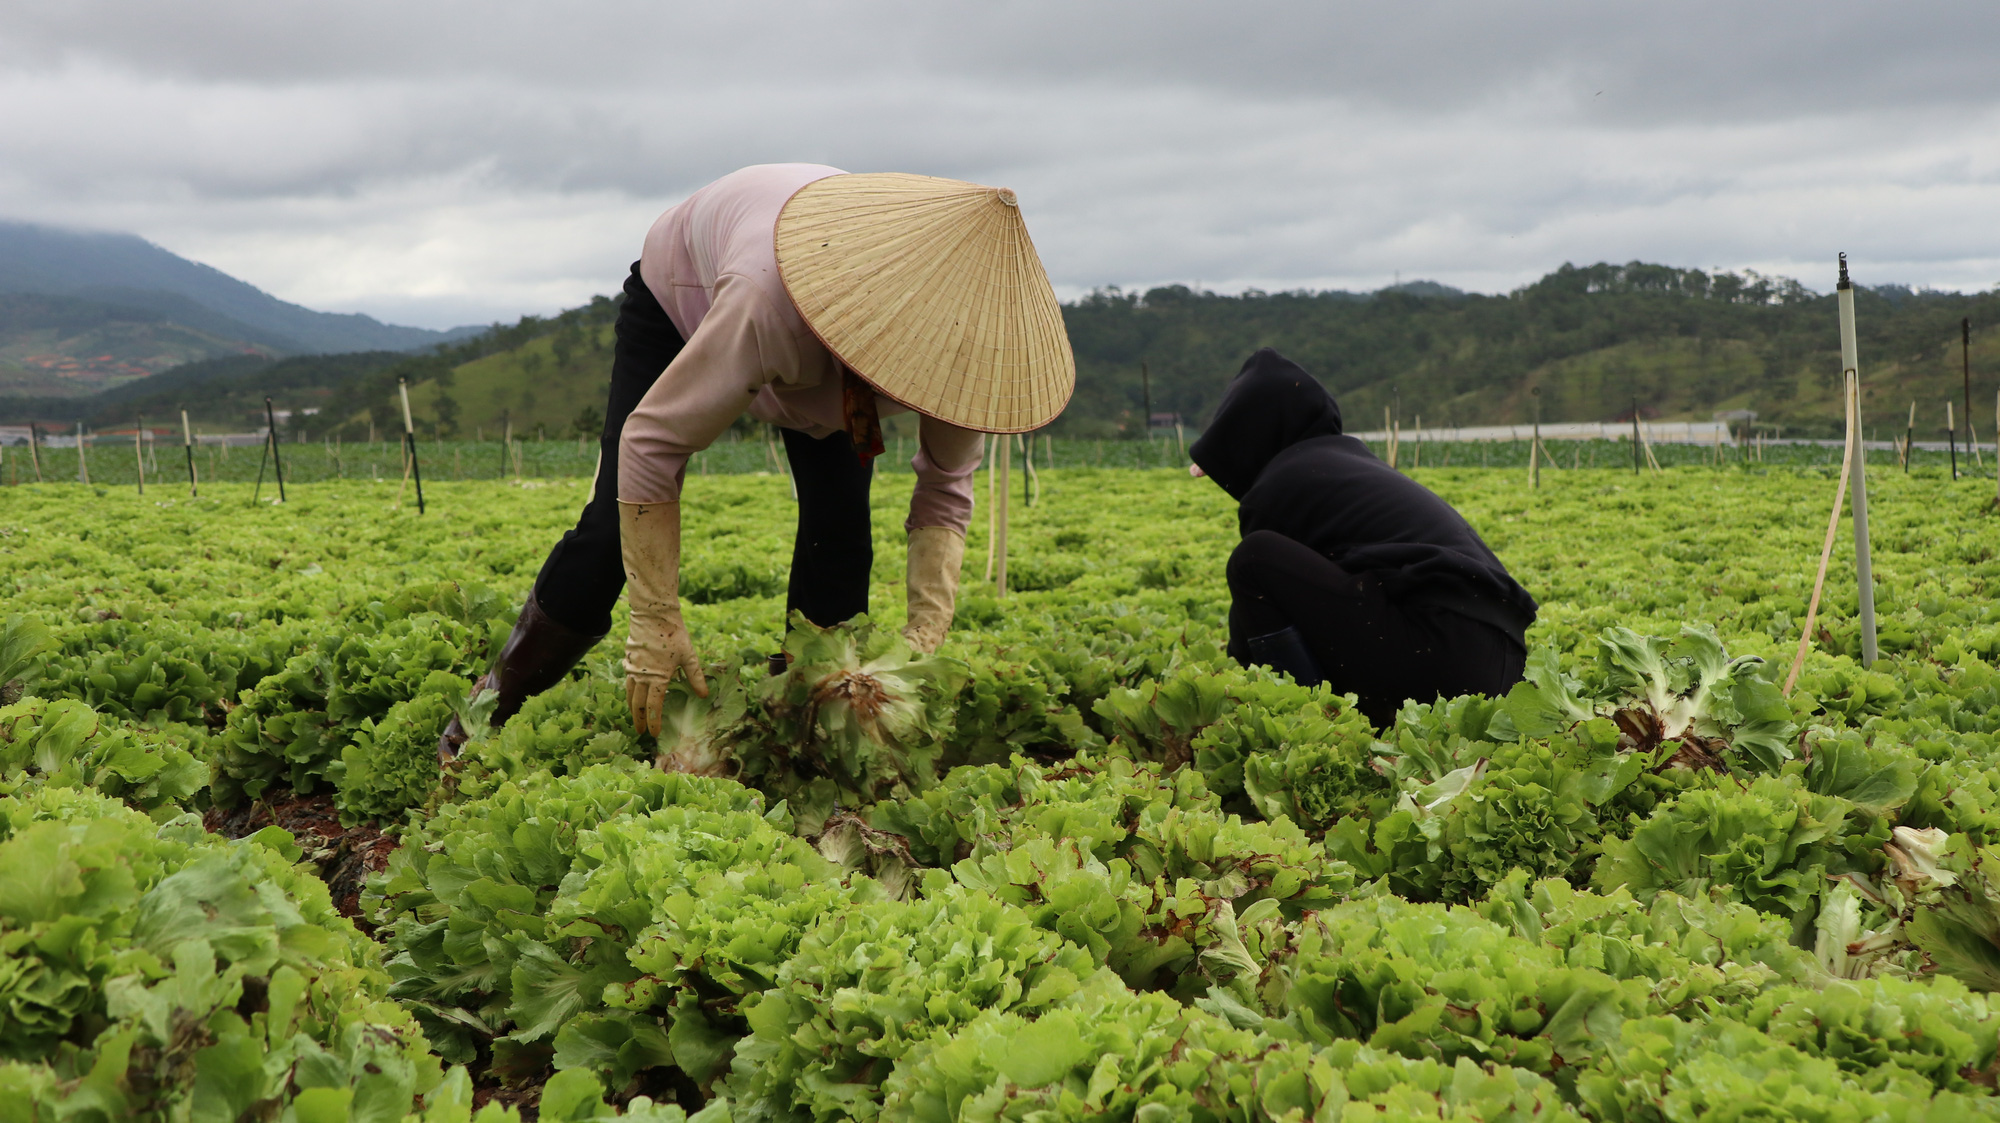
xmin=902 ymin=526 xmax=966 ymax=654
xmin=620 ymin=500 xmax=706 ymax=736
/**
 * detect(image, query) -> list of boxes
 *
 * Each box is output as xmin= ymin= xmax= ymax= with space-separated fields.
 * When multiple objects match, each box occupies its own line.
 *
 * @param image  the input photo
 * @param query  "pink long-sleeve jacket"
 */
xmin=618 ymin=163 xmax=984 ymax=533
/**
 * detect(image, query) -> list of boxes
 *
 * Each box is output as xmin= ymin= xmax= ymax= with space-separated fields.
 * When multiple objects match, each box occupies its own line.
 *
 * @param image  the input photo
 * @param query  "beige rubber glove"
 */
xmin=902 ymin=526 xmax=966 ymax=654
xmin=620 ymin=500 xmax=706 ymax=736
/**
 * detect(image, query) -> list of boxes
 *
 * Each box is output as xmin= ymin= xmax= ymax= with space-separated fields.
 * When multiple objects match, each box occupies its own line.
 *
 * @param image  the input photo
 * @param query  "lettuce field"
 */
xmin=9 ymin=461 xmax=2000 ymax=1122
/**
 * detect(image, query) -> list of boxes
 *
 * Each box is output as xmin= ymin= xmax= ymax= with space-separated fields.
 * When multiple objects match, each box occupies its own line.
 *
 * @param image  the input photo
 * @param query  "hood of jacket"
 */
xmin=1189 ymin=348 xmax=1344 ymax=500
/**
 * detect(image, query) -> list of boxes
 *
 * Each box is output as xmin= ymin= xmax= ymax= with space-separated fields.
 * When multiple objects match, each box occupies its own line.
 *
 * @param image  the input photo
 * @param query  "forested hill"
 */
xmin=1063 ymin=264 xmax=2000 ymax=439
xmin=13 ymin=261 xmax=1999 ymax=440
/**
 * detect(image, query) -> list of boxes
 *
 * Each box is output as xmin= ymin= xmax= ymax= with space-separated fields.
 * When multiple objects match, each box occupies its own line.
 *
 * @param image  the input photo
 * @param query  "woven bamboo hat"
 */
xmin=774 ymin=173 xmax=1074 ymax=433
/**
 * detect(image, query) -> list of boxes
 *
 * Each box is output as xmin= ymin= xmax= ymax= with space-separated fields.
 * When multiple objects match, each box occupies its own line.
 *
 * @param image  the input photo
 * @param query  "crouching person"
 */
xmin=1188 ymin=348 xmax=1537 ymax=727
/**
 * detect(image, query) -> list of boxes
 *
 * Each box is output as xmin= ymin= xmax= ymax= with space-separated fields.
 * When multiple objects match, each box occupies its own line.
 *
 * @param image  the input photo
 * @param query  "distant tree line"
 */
xmin=9 ymin=263 xmax=1997 ymax=441
xmin=1054 ymin=263 xmax=2000 ymax=439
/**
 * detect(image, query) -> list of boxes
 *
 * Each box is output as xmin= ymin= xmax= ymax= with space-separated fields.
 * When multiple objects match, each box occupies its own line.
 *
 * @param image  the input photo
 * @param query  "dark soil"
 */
xmin=203 ymin=791 xmax=399 ymax=928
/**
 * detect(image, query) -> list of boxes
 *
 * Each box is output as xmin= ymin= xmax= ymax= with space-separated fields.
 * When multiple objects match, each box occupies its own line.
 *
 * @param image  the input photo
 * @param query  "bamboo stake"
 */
xmin=1783 ymin=384 xmax=1858 ymax=695
xmin=133 ymin=418 xmax=145 ymax=496
xmin=27 ymin=424 xmax=41 ymax=482
xmin=984 ymin=434 xmax=997 ymax=582
xmin=76 ymin=423 xmax=90 ymax=485
xmin=996 ymin=428 xmax=1011 ymax=597
xmin=1903 ymin=402 xmax=1915 ymax=472
xmin=1020 ymin=434 xmax=1037 ymax=507
xmin=181 ymin=411 xmax=197 ymax=497
xmin=1837 ymin=255 xmax=1877 ymax=667
xmin=1529 ymin=393 xmax=1541 ymax=489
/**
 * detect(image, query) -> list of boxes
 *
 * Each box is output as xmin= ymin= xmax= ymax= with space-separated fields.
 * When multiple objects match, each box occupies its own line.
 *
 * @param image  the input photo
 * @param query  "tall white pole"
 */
xmin=1838 ymin=253 xmax=1878 ymax=667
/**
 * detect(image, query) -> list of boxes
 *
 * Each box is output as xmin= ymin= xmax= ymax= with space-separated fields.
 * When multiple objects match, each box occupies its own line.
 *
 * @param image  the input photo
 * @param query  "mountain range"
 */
xmin=0 ymin=220 xmax=485 ymax=397
xmin=3 ymin=222 xmax=1994 ymax=444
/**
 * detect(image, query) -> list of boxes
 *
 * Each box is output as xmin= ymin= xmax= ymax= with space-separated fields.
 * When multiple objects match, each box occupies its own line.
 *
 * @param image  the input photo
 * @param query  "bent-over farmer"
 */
xmin=1188 ymin=348 xmax=1536 ymax=726
xmin=441 ymin=163 xmax=1074 ymax=756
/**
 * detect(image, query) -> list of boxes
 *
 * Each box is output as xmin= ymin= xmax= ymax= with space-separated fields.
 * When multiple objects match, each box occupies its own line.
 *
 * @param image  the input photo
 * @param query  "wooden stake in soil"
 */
xmin=26 ymin=424 xmax=41 ymax=483
xmin=399 ymin=378 xmax=426 ymax=515
xmin=264 ymin=397 xmax=287 ymax=503
xmin=1967 ymin=319 xmax=1982 ymax=469
xmin=1837 ymin=255 xmax=1878 ymax=667
xmin=76 ymin=423 xmax=90 ymax=485
xmin=133 ymin=418 xmax=145 ymax=496
xmin=1139 ymin=362 xmax=1152 ymax=467
xmin=984 ymin=434 xmax=997 ymax=582
xmin=180 ymin=411 xmax=197 ymax=497
xmin=1903 ymin=401 xmax=1915 ymax=472
xmin=1530 ymin=391 xmax=1542 ymax=489
xmin=996 ymin=428 xmax=1011 ymax=597
xmin=1948 ymin=400 xmax=1958 ymax=481
xmin=1631 ymin=400 xmax=1642 ymax=474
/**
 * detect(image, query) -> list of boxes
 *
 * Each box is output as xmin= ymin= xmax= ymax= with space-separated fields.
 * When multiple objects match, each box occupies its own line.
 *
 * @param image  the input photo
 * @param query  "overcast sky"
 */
xmin=3 ymin=1 xmax=1997 ymax=329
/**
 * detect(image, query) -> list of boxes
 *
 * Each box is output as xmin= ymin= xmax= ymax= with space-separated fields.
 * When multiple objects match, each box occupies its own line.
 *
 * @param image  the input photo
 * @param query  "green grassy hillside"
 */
xmin=31 ymin=262 xmax=1999 ymax=443
xmin=0 ymin=294 xmax=273 ymax=397
xmin=402 ymin=320 xmax=617 ymax=439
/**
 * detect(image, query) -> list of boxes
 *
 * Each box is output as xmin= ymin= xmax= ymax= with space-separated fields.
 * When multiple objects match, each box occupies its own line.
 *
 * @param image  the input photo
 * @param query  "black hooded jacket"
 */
xmin=1189 ymin=348 xmax=1538 ymax=640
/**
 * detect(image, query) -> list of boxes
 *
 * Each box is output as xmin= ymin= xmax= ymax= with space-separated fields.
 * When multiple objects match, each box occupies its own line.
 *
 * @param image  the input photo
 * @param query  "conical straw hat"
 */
xmin=775 ymin=173 xmax=1074 ymax=434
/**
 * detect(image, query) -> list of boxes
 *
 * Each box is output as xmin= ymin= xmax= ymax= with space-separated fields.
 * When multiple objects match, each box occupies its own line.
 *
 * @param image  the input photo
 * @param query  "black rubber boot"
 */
xmin=438 ymin=594 xmax=607 ymax=762
xmin=1245 ymin=626 xmax=1325 ymax=688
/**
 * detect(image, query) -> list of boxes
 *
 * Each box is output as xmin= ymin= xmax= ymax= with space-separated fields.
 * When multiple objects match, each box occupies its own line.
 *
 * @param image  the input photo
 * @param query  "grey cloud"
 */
xmin=3 ymin=2 xmax=1998 ymax=328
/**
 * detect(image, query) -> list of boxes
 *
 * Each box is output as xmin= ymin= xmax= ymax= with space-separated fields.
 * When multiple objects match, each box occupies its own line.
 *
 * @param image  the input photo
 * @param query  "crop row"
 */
xmin=5 ymin=466 xmax=2000 ymax=1121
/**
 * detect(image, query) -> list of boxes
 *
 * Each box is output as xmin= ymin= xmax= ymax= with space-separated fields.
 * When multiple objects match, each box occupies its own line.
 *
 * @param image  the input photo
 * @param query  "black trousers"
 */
xmin=530 ymin=263 xmax=875 ymax=637
xmin=1225 ymin=529 xmax=1526 ymax=726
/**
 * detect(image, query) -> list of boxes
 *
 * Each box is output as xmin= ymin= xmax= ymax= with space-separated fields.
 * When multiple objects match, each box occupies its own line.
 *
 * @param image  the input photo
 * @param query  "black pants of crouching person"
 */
xmin=529 ymin=261 xmax=874 ymax=638
xmin=1224 ymin=529 xmax=1526 ymax=727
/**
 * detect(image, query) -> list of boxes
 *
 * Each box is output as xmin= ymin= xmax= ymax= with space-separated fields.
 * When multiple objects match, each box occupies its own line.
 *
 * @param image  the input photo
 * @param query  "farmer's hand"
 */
xmin=619 ymin=500 xmax=707 ymax=736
